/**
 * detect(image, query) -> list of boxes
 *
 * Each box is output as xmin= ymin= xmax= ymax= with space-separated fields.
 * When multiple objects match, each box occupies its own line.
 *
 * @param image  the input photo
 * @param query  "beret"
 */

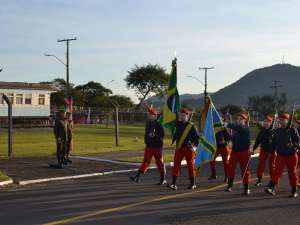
xmin=264 ymin=116 xmax=273 ymax=122
xmin=181 ymin=109 xmax=190 ymax=115
xmin=238 ymin=113 xmax=247 ymax=119
xmin=149 ymin=109 xmax=157 ymax=115
xmin=279 ymin=114 xmax=289 ymax=119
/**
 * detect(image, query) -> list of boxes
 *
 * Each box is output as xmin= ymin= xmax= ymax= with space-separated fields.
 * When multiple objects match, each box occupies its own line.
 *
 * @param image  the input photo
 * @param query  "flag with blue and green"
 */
xmin=194 ymin=97 xmax=223 ymax=172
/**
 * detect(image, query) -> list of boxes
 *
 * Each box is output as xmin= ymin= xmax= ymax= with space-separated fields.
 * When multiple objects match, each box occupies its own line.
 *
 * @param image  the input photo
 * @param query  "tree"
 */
xmin=74 ymin=81 xmax=112 ymax=107
xmin=247 ymin=93 xmax=287 ymax=115
xmin=218 ymin=104 xmax=245 ymax=115
xmin=109 ymin=95 xmax=135 ymax=109
xmin=181 ymin=102 xmax=193 ymax=111
xmin=124 ymin=63 xmax=169 ymax=110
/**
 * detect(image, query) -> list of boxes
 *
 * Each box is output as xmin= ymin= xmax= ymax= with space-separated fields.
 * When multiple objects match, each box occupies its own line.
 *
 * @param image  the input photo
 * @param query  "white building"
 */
xmin=0 ymin=82 xmax=57 ymax=117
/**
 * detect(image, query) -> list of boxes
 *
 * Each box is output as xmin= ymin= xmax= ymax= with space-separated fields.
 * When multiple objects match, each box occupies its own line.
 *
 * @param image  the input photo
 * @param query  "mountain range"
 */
xmin=146 ymin=64 xmax=300 ymax=109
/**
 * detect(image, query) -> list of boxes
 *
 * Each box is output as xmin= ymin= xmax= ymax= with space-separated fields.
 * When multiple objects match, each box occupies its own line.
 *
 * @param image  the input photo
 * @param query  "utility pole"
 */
xmin=270 ymin=81 xmax=282 ymax=111
xmin=199 ymin=67 xmax=214 ymax=98
xmin=58 ymin=37 xmax=77 ymax=101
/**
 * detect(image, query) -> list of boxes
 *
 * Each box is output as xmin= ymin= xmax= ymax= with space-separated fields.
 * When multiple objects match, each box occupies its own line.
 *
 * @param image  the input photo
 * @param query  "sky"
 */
xmin=1 ymin=0 xmax=300 ymax=103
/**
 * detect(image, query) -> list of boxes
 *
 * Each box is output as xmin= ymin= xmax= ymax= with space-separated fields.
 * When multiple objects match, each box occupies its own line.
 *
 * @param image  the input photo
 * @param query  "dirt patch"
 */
xmin=0 ymin=155 xmax=137 ymax=183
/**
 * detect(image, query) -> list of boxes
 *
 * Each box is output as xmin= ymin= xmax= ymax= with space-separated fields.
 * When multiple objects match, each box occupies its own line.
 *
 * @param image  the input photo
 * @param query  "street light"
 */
xmin=106 ymin=80 xmax=114 ymax=88
xmin=44 ymin=54 xmax=69 ymax=99
xmin=187 ymin=75 xmax=205 ymax=86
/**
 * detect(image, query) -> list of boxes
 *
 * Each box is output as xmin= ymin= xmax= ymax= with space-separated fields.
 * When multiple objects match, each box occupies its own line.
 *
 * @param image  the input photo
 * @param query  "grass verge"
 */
xmin=0 ymin=171 xmax=10 ymax=182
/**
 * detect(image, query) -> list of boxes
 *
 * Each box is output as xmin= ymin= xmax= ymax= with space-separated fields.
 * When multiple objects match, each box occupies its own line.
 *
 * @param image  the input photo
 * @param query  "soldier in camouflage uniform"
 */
xmin=54 ymin=110 xmax=68 ymax=165
xmin=66 ymin=112 xmax=74 ymax=163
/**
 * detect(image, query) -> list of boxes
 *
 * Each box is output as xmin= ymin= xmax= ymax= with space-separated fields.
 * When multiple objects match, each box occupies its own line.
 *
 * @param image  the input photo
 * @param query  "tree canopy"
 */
xmin=124 ymin=63 xmax=169 ymax=109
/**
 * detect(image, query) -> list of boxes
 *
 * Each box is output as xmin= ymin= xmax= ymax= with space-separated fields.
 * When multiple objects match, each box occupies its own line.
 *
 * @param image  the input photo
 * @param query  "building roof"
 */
xmin=0 ymin=82 xmax=57 ymax=92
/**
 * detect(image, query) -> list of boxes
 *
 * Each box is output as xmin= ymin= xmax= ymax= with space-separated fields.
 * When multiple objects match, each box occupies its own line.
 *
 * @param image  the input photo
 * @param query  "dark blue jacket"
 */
xmin=144 ymin=120 xmax=164 ymax=148
xmin=216 ymin=128 xmax=231 ymax=148
xmin=253 ymin=128 xmax=272 ymax=152
xmin=172 ymin=121 xmax=200 ymax=147
xmin=227 ymin=124 xmax=250 ymax=152
xmin=269 ymin=127 xmax=300 ymax=156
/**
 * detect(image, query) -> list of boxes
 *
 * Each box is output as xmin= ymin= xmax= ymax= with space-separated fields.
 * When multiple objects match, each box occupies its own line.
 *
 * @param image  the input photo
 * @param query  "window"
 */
xmin=39 ymin=94 xmax=45 ymax=105
xmin=7 ymin=93 xmax=13 ymax=104
xmin=0 ymin=93 xmax=3 ymax=104
xmin=16 ymin=94 xmax=23 ymax=104
xmin=25 ymin=94 xmax=31 ymax=105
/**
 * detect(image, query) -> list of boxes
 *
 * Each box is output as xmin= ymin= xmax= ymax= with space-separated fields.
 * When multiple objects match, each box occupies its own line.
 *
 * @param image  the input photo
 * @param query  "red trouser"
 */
xmin=256 ymin=149 xmax=277 ymax=178
xmin=271 ymin=154 xmax=298 ymax=187
xmin=172 ymin=146 xmax=195 ymax=178
xmin=139 ymin=147 xmax=166 ymax=175
xmin=227 ymin=149 xmax=250 ymax=184
xmin=297 ymin=147 xmax=300 ymax=160
xmin=210 ymin=146 xmax=229 ymax=173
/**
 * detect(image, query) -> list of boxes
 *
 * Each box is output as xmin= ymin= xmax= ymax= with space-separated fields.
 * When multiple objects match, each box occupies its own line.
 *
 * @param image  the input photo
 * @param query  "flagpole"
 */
xmin=174 ymin=53 xmax=179 ymax=149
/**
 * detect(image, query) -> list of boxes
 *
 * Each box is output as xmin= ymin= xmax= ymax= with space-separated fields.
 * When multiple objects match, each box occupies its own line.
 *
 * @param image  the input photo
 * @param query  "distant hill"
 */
xmin=171 ymin=64 xmax=300 ymax=109
xmin=143 ymin=93 xmax=213 ymax=108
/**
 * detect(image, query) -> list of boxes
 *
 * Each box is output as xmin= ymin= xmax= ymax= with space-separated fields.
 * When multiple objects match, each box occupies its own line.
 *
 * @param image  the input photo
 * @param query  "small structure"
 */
xmin=0 ymin=82 xmax=57 ymax=117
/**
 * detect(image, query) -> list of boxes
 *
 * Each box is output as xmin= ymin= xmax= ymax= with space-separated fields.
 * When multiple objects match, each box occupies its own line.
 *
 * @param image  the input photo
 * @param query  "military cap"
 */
xmin=220 ymin=117 xmax=224 ymax=121
xmin=149 ymin=109 xmax=157 ymax=115
xmin=181 ymin=109 xmax=190 ymax=115
xmin=66 ymin=112 xmax=72 ymax=115
xmin=238 ymin=113 xmax=247 ymax=119
xmin=295 ymin=120 xmax=300 ymax=124
xmin=264 ymin=116 xmax=273 ymax=122
xmin=279 ymin=114 xmax=289 ymax=119
xmin=60 ymin=110 xmax=66 ymax=113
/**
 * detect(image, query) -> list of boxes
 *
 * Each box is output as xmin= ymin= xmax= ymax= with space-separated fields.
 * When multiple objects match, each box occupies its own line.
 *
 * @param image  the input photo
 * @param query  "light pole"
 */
xmin=187 ymin=75 xmax=205 ymax=86
xmin=199 ymin=67 xmax=214 ymax=98
xmin=106 ymin=80 xmax=114 ymax=88
xmin=44 ymin=54 xmax=69 ymax=98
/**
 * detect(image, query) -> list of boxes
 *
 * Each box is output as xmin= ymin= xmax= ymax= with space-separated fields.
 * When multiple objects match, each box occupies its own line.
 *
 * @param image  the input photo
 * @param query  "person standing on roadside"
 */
xmin=66 ymin=112 xmax=74 ymax=164
xmin=252 ymin=116 xmax=277 ymax=187
xmin=223 ymin=113 xmax=251 ymax=195
xmin=54 ymin=110 xmax=68 ymax=165
xmin=293 ymin=120 xmax=300 ymax=165
xmin=130 ymin=109 xmax=166 ymax=185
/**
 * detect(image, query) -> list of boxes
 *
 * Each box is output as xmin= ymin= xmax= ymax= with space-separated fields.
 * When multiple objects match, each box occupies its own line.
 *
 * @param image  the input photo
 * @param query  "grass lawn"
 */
xmin=0 ymin=124 xmax=173 ymax=156
xmin=0 ymin=123 xmax=261 ymax=158
xmin=0 ymin=171 xmax=10 ymax=182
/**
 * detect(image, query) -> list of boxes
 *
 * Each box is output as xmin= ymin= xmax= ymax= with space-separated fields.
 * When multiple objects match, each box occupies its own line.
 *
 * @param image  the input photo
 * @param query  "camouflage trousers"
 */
xmin=56 ymin=140 xmax=67 ymax=157
xmin=66 ymin=139 xmax=72 ymax=156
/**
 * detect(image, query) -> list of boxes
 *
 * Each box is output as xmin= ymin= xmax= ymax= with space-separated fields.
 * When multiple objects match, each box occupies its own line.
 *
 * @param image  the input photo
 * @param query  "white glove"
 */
xmin=223 ymin=122 xmax=228 ymax=128
xmin=190 ymin=146 xmax=197 ymax=152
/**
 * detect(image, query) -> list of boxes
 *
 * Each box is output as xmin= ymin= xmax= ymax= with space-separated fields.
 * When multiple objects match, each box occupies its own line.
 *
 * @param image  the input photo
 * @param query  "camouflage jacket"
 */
xmin=54 ymin=118 xmax=68 ymax=140
xmin=67 ymin=120 xmax=74 ymax=139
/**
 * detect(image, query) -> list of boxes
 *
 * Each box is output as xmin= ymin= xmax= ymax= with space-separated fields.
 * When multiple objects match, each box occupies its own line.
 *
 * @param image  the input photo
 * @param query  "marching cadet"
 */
xmin=223 ymin=113 xmax=251 ymax=195
xmin=293 ymin=120 xmax=300 ymax=164
xmin=265 ymin=114 xmax=300 ymax=197
xmin=130 ymin=109 xmax=166 ymax=185
xmin=208 ymin=117 xmax=231 ymax=182
xmin=167 ymin=109 xmax=200 ymax=190
xmin=252 ymin=116 xmax=277 ymax=186
xmin=66 ymin=112 xmax=74 ymax=164
xmin=54 ymin=110 xmax=68 ymax=165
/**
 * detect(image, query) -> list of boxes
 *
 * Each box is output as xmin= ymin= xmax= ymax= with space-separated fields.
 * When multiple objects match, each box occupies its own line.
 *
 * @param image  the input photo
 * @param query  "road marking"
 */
xmin=43 ymin=171 xmax=293 ymax=225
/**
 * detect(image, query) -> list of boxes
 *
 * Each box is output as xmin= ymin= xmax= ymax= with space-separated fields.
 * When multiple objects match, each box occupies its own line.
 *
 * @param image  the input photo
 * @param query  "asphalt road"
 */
xmin=1 ymin=157 xmax=300 ymax=225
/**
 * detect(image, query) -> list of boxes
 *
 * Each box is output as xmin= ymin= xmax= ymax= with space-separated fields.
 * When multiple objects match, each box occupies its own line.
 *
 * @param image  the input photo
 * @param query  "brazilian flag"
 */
xmin=159 ymin=59 xmax=180 ymax=136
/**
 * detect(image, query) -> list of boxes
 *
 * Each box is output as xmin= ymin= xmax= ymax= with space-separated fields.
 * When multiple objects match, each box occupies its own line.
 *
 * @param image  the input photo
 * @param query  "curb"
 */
xmin=15 ymin=153 xmax=260 ymax=186
xmin=0 ymin=178 xmax=13 ymax=186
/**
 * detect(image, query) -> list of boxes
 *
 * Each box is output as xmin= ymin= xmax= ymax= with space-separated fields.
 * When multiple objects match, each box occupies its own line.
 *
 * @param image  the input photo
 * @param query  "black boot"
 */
xmin=130 ymin=171 xmax=143 ymax=183
xmin=208 ymin=169 xmax=217 ymax=180
xmin=66 ymin=156 xmax=73 ymax=164
xmin=167 ymin=176 xmax=177 ymax=190
xmin=265 ymin=182 xmax=276 ymax=196
xmin=61 ymin=156 xmax=68 ymax=165
xmin=225 ymin=178 xmax=233 ymax=192
xmin=223 ymin=173 xmax=228 ymax=182
xmin=187 ymin=178 xmax=196 ymax=189
xmin=57 ymin=156 xmax=62 ymax=165
xmin=254 ymin=176 xmax=262 ymax=186
xmin=157 ymin=175 xmax=167 ymax=185
xmin=243 ymin=183 xmax=250 ymax=195
xmin=290 ymin=186 xmax=298 ymax=198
